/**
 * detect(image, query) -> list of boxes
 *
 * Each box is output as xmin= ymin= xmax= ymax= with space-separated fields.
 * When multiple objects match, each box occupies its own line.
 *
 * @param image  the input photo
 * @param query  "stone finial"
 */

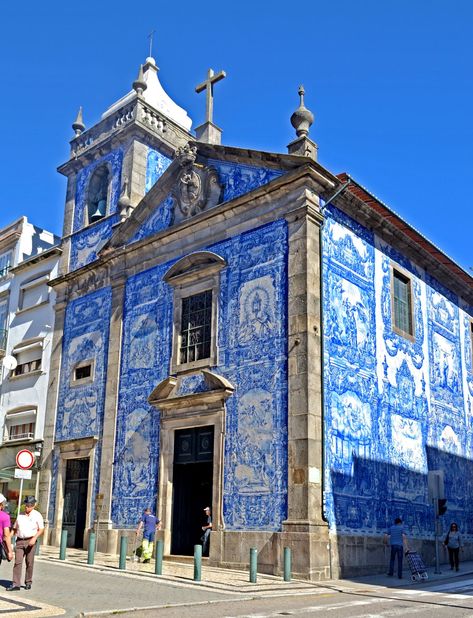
xmin=290 ymin=85 xmax=314 ymax=137
xmin=72 ymin=106 xmax=85 ymax=136
xmin=287 ymin=85 xmax=318 ymax=160
xmin=133 ymin=64 xmax=147 ymax=96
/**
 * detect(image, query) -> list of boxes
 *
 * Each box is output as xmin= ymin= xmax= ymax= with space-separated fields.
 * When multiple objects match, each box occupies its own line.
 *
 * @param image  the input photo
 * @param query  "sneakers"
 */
xmin=143 ymin=558 xmax=151 ymax=564
xmin=25 ymin=583 xmax=32 ymax=590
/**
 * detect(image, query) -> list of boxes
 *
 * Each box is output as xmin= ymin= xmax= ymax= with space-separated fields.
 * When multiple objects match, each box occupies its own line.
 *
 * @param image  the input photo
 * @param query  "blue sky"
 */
xmin=1 ymin=1 xmax=471 ymax=271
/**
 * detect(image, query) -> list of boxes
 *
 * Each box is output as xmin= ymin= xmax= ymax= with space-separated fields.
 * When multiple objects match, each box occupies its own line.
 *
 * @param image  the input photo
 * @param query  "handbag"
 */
xmin=0 ymin=539 xmax=11 ymax=563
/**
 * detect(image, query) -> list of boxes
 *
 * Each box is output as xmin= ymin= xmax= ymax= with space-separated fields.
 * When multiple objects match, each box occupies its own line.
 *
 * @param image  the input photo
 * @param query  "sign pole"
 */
xmin=17 ymin=477 xmax=24 ymax=519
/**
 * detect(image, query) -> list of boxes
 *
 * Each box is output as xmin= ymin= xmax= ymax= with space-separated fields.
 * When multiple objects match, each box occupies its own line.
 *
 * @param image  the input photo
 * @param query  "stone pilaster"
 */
xmin=59 ymin=174 xmax=77 ymax=276
xmin=122 ymin=140 xmax=149 ymax=208
xmin=282 ymin=194 xmax=330 ymax=579
xmin=38 ymin=295 xmax=67 ymax=540
xmin=95 ymin=265 xmax=125 ymax=552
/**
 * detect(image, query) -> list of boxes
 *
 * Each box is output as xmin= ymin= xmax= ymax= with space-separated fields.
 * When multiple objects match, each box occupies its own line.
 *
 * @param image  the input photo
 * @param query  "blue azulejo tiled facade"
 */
xmin=112 ymin=220 xmax=288 ymax=530
xmin=43 ymin=61 xmax=472 ymax=578
xmin=50 ymin=287 xmax=112 ymax=525
xmin=323 ymin=203 xmax=473 ymax=542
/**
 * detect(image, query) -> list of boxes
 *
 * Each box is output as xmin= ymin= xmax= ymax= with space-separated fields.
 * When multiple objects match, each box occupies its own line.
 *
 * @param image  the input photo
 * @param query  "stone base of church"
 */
xmin=209 ymin=527 xmax=331 ymax=581
xmin=332 ymin=534 xmax=473 ymax=578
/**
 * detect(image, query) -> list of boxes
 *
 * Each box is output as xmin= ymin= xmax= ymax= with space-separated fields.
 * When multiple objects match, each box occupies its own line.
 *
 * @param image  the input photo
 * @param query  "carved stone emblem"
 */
xmin=172 ymin=143 xmax=222 ymax=222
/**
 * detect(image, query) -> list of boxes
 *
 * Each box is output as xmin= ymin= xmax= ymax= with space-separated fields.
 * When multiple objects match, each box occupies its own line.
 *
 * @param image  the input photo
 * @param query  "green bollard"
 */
xmin=59 ymin=530 xmax=68 ymax=560
xmin=194 ymin=544 xmax=202 ymax=581
xmin=35 ymin=540 xmax=40 ymax=556
xmin=155 ymin=539 xmax=163 ymax=575
xmin=283 ymin=546 xmax=291 ymax=582
xmin=88 ymin=532 xmax=96 ymax=565
xmin=249 ymin=547 xmax=257 ymax=583
xmin=119 ymin=535 xmax=128 ymax=570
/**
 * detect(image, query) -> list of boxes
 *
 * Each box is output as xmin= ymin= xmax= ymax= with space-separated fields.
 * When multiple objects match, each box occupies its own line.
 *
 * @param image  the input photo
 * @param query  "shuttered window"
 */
xmin=5 ymin=408 xmax=36 ymax=441
xmin=12 ymin=343 xmax=42 ymax=377
xmin=392 ymin=269 xmax=414 ymax=337
xmin=19 ymin=274 xmax=49 ymax=310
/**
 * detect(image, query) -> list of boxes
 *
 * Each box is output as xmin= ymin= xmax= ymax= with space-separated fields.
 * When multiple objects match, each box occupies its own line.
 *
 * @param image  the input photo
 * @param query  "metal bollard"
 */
xmin=88 ymin=532 xmax=96 ymax=565
xmin=249 ymin=547 xmax=257 ymax=583
xmin=35 ymin=540 xmax=40 ymax=556
xmin=59 ymin=530 xmax=68 ymax=560
xmin=119 ymin=535 xmax=128 ymax=570
xmin=283 ymin=546 xmax=291 ymax=582
xmin=194 ymin=544 xmax=202 ymax=581
xmin=155 ymin=539 xmax=163 ymax=575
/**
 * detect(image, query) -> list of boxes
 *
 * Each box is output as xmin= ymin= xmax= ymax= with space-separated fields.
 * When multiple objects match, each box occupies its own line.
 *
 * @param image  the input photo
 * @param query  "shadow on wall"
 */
xmin=328 ymin=446 xmax=473 ymax=578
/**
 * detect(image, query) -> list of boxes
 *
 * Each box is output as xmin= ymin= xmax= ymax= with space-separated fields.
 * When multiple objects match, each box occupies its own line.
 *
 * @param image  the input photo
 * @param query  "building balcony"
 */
xmin=0 ymin=329 xmax=7 ymax=357
xmin=7 ymin=432 xmax=35 ymax=442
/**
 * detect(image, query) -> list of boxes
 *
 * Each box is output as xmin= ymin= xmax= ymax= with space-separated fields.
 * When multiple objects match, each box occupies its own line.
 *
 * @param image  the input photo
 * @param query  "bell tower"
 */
xmin=57 ymin=56 xmax=194 ymax=275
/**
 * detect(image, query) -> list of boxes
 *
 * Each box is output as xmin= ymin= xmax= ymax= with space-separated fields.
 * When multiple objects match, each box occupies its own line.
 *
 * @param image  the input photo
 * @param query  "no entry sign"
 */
xmin=16 ymin=449 xmax=35 ymax=470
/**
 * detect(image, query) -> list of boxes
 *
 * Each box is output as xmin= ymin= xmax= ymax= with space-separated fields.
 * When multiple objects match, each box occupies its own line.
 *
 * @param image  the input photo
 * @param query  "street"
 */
xmin=2 ymin=558 xmax=473 ymax=617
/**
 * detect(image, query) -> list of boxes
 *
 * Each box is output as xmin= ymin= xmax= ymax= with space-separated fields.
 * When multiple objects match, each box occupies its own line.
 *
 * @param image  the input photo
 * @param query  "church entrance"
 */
xmin=171 ymin=426 xmax=213 ymax=555
xmin=62 ymin=458 xmax=89 ymax=548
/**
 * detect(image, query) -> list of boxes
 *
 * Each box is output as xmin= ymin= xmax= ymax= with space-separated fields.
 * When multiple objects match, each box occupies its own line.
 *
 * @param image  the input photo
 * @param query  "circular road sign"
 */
xmin=16 ymin=449 xmax=35 ymax=470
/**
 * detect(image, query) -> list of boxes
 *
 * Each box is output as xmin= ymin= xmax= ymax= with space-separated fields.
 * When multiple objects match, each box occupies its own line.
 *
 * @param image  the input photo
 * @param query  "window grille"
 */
xmin=179 ymin=290 xmax=212 ymax=364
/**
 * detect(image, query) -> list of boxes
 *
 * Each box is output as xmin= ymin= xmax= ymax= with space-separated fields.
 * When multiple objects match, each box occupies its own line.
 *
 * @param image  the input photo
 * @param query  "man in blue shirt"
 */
xmin=384 ymin=517 xmax=408 ymax=578
xmin=136 ymin=508 xmax=160 ymax=564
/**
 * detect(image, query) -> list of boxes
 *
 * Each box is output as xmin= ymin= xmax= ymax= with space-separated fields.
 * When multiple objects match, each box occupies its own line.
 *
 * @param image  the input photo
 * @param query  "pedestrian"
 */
xmin=0 ymin=493 xmax=14 ymax=566
xmin=384 ymin=517 xmax=408 ymax=579
xmin=7 ymin=496 xmax=44 ymax=591
xmin=201 ymin=506 xmax=212 ymax=556
xmin=444 ymin=522 xmax=463 ymax=571
xmin=135 ymin=507 xmax=160 ymax=564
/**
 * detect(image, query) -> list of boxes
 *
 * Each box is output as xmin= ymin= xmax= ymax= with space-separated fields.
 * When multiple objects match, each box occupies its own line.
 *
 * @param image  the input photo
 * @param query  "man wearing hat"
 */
xmin=201 ymin=506 xmax=212 ymax=556
xmin=7 ymin=496 xmax=44 ymax=591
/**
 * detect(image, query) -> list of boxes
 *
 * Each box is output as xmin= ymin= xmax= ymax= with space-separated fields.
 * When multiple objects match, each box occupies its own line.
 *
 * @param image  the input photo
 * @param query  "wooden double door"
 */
xmin=171 ymin=426 xmax=213 ymax=555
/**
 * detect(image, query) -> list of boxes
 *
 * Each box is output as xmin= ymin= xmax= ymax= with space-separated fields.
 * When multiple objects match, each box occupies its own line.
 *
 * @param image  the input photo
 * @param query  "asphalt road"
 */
xmin=83 ymin=575 xmax=473 ymax=618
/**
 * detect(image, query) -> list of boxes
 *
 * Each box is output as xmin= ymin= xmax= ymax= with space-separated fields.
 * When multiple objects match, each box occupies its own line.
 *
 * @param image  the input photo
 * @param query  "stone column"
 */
xmin=38 ymin=294 xmax=67 ymax=542
xmin=95 ymin=265 xmax=126 ymax=552
xmin=282 ymin=195 xmax=330 ymax=580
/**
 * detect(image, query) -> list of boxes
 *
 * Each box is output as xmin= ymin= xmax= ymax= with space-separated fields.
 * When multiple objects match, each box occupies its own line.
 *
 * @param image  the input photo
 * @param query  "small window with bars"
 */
xmin=179 ymin=290 xmax=212 ymax=364
xmin=392 ymin=269 xmax=414 ymax=337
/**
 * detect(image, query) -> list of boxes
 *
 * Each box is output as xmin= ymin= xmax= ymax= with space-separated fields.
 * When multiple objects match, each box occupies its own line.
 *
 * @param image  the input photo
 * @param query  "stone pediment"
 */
xmin=148 ymin=369 xmax=234 ymax=411
xmin=103 ymin=143 xmax=223 ymax=251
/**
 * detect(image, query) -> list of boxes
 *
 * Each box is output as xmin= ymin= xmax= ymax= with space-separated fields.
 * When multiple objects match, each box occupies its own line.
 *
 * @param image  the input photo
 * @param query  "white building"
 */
xmin=0 ymin=217 xmax=60 ymax=510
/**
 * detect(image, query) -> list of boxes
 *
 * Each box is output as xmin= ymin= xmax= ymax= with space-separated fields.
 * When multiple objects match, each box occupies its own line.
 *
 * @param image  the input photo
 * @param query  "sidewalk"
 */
xmin=342 ymin=559 xmax=473 ymax=591
xmin=35 ymin=545 xmax=318 ymax=595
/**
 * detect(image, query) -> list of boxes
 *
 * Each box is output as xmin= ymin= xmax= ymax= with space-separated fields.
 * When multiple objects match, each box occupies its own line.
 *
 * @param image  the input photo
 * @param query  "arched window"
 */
xmin=87 ymin=165 xmax=111 ymax=224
